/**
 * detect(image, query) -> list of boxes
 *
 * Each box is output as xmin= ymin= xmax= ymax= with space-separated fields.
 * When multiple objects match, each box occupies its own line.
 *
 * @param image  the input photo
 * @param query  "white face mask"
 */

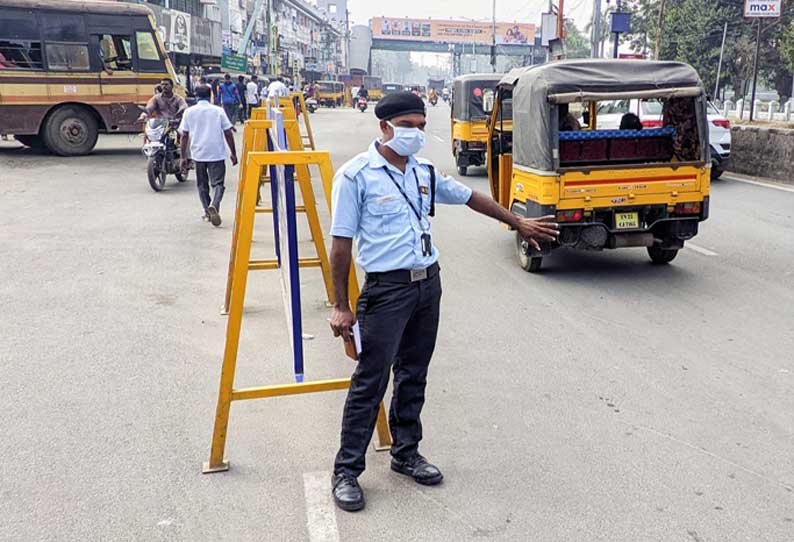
xmin=385 ymin=122 xmax=426 ymax=157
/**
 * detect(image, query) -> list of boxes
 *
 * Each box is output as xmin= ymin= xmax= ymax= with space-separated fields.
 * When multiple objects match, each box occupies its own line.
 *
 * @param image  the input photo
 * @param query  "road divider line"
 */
xmin=725 ymin=175 xmax=794 ymax=194
xmin=686 ymin=243 xmax=718 ymax=257
xmin=303 ymin=471 xmax=340 ymax=542
xmin=433 ymin=135 xmax=444 ymax=143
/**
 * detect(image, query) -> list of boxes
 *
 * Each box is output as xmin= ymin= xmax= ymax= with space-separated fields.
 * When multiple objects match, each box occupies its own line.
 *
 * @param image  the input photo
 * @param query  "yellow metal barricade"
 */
xmin=203 ymin=149 xmax=392 ymax=474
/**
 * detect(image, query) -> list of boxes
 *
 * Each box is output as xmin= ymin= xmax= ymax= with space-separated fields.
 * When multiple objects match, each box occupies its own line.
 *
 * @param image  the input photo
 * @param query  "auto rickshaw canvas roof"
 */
xmin=498 ymin=59 xmax=704 ymax=103
xmin=453 ymin=73 xmax=504 ymax=121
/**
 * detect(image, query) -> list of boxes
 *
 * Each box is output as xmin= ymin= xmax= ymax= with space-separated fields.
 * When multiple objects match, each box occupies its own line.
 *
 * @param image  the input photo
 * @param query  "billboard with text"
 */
xmin=372 ymin=17 xmax=536 ymax=45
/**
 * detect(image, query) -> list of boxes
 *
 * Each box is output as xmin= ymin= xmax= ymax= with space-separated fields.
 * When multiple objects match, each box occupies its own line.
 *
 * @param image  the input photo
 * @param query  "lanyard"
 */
xmin=382 ymin=166 xmax=428 ymax=231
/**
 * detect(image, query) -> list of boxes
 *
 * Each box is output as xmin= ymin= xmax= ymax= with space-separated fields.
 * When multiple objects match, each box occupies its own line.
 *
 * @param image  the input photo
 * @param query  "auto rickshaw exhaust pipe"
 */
xmin=609 ymin=233 xmax=655 ymax=248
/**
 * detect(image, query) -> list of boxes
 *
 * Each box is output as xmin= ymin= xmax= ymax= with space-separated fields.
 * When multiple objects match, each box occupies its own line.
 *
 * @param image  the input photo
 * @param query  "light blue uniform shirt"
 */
xmin=331 ymin=139 xmax=474 ymax=273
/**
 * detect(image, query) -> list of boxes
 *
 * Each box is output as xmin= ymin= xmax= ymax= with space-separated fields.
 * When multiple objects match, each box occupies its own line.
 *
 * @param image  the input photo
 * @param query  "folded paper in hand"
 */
xmin=343 ymin=322 xmax=362 ymax=360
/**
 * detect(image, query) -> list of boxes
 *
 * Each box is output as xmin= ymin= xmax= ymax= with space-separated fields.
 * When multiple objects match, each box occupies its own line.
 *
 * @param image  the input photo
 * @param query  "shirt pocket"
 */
xmin=366 ymin=196 xmax=406 ymax=235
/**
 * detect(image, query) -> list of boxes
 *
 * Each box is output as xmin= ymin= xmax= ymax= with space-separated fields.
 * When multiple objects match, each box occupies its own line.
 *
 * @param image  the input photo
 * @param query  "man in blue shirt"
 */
xmin=328 ymin=92 xmax=559 ymax=512
xmin=219 ymin=73 xmax=240 ymax=125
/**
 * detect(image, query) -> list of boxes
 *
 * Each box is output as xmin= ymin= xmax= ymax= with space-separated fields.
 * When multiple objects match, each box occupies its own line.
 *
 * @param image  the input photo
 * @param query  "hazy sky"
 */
xmin=345 ymin=0 xmax=596 ymax=31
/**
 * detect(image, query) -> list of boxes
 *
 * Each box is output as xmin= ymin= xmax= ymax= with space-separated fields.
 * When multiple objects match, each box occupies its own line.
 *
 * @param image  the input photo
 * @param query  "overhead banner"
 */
xmin=372 ymin=17 xmax=535 ymax=45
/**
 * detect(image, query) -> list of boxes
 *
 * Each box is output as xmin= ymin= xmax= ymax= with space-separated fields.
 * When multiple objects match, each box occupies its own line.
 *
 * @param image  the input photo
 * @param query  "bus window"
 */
xmin=45 ymin=42 xmax=90 ymax=71
xmin=97 ymin=34 xmax=132 ymax=71
xmin=0 ymin=40 xmax=43 ymax=70
xmin=41 ymin=13 xmax=86 ymax=42
xmin=135 ymin=31 xmax=165 ymax=72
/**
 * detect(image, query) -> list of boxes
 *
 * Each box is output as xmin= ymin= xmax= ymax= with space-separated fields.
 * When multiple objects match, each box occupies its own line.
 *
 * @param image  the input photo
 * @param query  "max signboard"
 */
xmin=743 ymin=0 xmax=782 ymax=17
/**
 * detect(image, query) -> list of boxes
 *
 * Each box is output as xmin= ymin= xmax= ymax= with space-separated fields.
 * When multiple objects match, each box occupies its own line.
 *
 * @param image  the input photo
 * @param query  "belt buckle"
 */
xmin=410 ymin=268 xmax=428 ymax=282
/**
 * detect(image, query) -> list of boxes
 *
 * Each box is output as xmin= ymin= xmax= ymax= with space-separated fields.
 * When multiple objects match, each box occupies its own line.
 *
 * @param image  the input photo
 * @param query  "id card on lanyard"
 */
xmin=382 ymin=166 xmax=432 ymax=257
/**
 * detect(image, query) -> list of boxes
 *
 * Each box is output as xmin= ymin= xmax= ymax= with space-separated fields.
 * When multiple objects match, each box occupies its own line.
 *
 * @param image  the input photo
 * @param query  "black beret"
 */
xmin=374 ymin=91 xmax=426 ymax=121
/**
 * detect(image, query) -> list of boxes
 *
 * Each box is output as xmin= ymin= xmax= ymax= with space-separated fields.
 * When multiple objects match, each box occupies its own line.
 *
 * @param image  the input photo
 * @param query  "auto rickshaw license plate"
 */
xmin=615 ymin=212 xmax=639 ymax=229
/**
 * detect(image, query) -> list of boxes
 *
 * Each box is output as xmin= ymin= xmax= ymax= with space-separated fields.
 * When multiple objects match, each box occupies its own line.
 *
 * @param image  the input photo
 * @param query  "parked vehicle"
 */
xmin=0 ymin=0 xmax=182 ymax=156
xmin=451 ymin=73 xmax=502 ymax=175
xmin=591 ymin=98 xmax=731 ymax=179
xmin=142 ymin=116 xmax=189 ymax=192
xmin=383 ymin=82 xmax=403 ymax=96
xmin=363 ymin=76 xmax=383 ymax=101
xmin=357 ymin=96 xmax=368 ymax=112
xmin=486 ymin=59 xmax=711 ymax=271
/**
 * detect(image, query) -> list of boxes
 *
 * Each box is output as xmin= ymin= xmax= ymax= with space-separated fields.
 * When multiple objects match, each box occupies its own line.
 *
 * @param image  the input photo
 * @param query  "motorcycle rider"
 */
xmin=428 ymin=88 xmax=438 ymax=104
xmin=356 ymin=86 xmax=369 ymax=108
xmin=137 ymin=78 xmax=187 ymax=122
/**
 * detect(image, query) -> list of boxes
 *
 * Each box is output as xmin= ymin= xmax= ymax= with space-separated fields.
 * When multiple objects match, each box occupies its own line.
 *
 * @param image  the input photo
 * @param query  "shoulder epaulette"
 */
xmin=342 ymin=154 xmax=369 ymax=181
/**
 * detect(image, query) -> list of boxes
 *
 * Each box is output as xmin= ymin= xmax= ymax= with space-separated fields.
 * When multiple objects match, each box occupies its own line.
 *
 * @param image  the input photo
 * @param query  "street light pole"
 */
xmin=591 ymin=0 xmax=602 ymax=58
xmin=714 ymin=21 xmax=728 ymax=99
xmin=655 ymin=0 xmax=666 ymax=59
xmin=491 ymin=0 xmax=497 ymax=72
xmin=749 ymin=18 xmax=762 ymax=121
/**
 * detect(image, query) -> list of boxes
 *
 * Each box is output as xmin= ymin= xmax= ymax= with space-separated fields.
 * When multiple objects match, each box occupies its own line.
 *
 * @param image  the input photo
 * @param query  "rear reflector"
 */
xmin=641 ymin=119 xmax=663 ymax=128
xmin=557 ymin=209 xmax=584 ymax=222
xmin=674 ymin=202 xmax=701 ymax=215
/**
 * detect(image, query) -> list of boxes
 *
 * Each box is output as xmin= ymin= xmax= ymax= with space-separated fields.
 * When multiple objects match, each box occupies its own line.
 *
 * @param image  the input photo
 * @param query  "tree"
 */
xmin=564 ymin=19 xmax=591 ymax=59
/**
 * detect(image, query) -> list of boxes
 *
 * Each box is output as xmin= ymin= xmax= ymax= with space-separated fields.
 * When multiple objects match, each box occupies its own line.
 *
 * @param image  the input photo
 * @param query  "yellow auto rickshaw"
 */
xmin=486 ymin=59 xmax=711 ymax=272
xmin=363 ymin=75 xmax=383 ymax=101
xmin=316 ymin=80 xmax=344 ymax=107
xmin=451 ymin=73 xmax=503 ymax=176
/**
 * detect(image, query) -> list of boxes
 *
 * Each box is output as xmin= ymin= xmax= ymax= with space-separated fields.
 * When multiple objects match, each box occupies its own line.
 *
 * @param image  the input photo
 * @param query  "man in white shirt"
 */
xmin=246 ymin=75 xmax=261 ymax=118
xmin=266 ymin=76 xmax=289 ymax=100
xmin=178 ymin=85 xmax=238 ymax=227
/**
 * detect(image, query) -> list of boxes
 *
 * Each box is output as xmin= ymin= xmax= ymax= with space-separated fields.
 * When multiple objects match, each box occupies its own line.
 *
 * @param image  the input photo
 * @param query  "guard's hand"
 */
xmin=330 ymin=307 xmax=356 ymax=342
xmin=230 ymin=153 xmax=238 ymax=166
xmin=516 ymin=215 xmax=559 ymax=251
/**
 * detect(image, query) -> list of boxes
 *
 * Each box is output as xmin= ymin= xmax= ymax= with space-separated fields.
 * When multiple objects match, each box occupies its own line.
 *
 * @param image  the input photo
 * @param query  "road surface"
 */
xmin=1 ymin=103 xmax=793 ymax=541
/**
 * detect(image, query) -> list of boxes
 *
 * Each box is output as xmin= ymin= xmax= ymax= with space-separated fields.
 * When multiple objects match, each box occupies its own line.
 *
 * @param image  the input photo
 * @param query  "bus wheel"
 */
xmin=516 ymin=232 xmax=543 ymax=273
xmin=647 ymin=245 xmax=679 ymax=264
xmin=43 ymin=106 xmax=98 ymax=156
xmin=14 ymin=134 xmax=44 ymax=148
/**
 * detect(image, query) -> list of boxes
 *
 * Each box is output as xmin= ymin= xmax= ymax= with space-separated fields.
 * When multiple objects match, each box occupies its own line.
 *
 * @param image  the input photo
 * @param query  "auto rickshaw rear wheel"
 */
xmin=647 ymin=245 xmax=679 ymax=264
xmin=516 ymin=232 xmax=543 ymax=272
xmin=457 ymin=165 xmax=467 ymax=176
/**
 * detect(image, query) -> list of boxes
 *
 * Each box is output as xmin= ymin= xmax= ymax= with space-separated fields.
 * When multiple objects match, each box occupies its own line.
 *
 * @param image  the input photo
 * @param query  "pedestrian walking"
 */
xmin=219 ymin=73 xmax=240 ymax=124
xmin=327 ymin=91 xmax=559 ymax=512
xmin=266 ymin=76 xmax=289 ymax=101
xmin=178 ymin=85 xmax=238 ymax=227
xmin=236 ymin=75 xmax=247 ymax=122
xmin=246 ymin=75 xmax=261 ymax=118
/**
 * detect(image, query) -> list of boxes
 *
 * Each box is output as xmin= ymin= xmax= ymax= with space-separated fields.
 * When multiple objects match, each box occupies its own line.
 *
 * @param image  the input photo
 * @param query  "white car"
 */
xmin=593 ymin=99 xmax=731 ymax=178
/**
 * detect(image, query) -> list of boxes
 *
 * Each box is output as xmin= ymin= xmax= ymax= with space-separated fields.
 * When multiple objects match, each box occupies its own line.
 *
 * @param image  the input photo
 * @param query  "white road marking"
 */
xmin=725 ymin=175 xmax=794 ymax=193
xmin=686 ymin=243 xmax=719 ymax=257
xmin=303 ymin=471 xmax=340 ymax=542
xmin=432 ymin=135 xmax=444 ymax=143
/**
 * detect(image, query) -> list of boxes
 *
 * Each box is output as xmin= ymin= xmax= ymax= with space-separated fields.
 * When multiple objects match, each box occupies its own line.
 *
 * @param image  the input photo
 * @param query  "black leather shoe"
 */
xmin=332 ymin=473 xmax=365 ymax=512
xmin=391 ymin=454 xmax=444 ymax=486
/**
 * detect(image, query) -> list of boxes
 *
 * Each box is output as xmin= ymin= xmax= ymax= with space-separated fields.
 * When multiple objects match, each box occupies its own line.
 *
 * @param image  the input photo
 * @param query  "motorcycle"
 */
xmin=304 ymin=93 xmax=318 ymax=113
xmin=429 ymin=95 xmax=438 ymax=106
xmin=357 ymin=96 xmax=368 ymax=112
xmin=142 ymin=116 xmax=189 ymax=192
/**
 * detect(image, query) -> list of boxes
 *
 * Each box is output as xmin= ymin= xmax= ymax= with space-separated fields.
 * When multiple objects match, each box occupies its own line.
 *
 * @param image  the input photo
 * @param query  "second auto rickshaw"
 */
xmin=486 ymin=59 xmax=711 ymax=272
xmin=451 ymin=73 xmax=503 ymax=176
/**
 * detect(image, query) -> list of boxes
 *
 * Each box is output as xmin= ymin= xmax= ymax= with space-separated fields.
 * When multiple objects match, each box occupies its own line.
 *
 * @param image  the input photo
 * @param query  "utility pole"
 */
xmin=491 ymin=0 xmax=497 ymax=72
xmin=612 ymin=0 xmax=621 ymax=58
xmin=749 ymin=19 xmax=762 ymax=121
xmin=714 ymin=21 xmax=728 ymax=99
xmin=591 ymin=0 xmax=602 ymax=58
xmin=655 ymin=0 xmax=666 ymax=59
xmin=557 ymin=0 xmax=565 ymax=43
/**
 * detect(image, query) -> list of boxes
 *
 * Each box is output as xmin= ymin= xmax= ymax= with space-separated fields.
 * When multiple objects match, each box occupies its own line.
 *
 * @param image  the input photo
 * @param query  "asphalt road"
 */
xmin=1 ymin=103 xmax=793 ymax=542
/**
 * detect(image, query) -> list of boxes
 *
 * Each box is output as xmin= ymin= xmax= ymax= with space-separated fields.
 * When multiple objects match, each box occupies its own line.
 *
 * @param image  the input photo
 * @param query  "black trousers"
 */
xmin=334 ymin=270 xmax=442 ymax=477
xmin=195 ymin=160 xmax=226 ymax=212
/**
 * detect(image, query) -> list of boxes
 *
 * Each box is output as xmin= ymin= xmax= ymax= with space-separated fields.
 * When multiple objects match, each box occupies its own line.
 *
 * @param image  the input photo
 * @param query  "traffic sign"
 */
xmin=221 ymin=53 xmax=248 ymax=72
xmin=744 ymin=0 xmax=782 ymax=17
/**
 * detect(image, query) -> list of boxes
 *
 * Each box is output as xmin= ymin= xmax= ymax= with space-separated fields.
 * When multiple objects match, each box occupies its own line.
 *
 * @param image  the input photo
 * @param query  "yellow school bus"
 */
xmin=0 ymin=0 xmax=181 ymax=155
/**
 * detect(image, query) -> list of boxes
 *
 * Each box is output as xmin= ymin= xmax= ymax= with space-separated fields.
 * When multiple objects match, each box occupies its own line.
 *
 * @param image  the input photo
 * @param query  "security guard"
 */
xmin=328 ymin=91 xmax=559 ymax=512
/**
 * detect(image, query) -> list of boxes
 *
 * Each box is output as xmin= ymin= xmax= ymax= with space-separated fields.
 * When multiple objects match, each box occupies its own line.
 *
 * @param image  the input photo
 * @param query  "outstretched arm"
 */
xmin=466 ymin=190 xmax=560 ymax=251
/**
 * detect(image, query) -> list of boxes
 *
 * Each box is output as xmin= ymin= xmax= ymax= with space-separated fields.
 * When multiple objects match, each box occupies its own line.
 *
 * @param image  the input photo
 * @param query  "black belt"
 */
xmin=366 ymin=262 xmax=440 ymax=284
